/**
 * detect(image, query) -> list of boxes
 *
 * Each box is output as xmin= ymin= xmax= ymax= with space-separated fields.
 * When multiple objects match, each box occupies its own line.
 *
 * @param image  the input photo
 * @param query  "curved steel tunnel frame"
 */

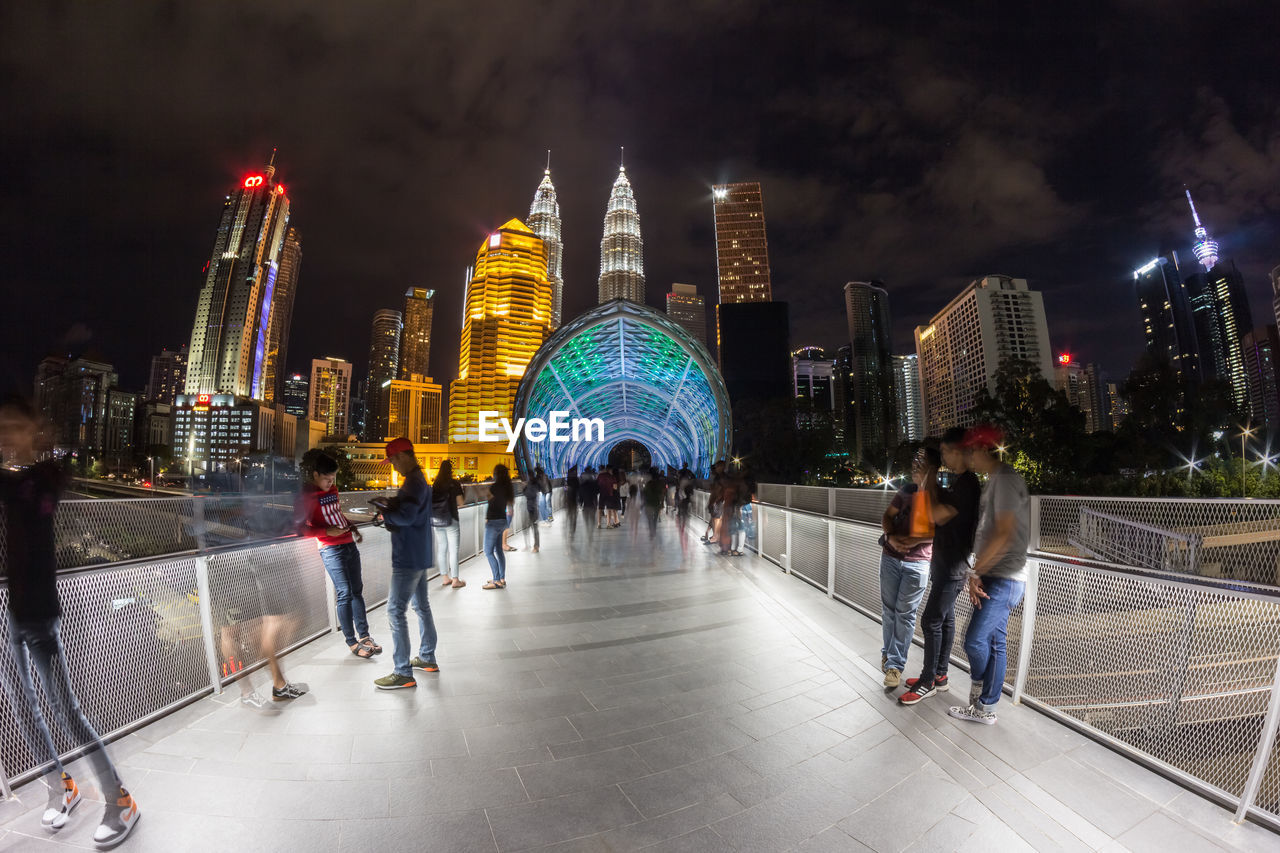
xmin=511 ymin=300 xmax=732 ymax=476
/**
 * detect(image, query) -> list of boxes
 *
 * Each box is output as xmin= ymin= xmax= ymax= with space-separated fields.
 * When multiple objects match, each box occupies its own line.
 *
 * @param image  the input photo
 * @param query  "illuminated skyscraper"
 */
xmin=712 ymin=182 xmax=772 ymax=304
xmin=1054 ymin=355 xmax=1106 ymax=433
xmin=845 ymin=282 xmax=896 ymax=465
xmin=145 ymin=346 xmax=187 ymax=404
xmin=528 ymin=153 xmax=565 ymax=327
xmin=364 ymin=308 xmax=402 ymax=442
xmin=1185 ymin=189 xmax=1220 ymax=271
xmin=449 ymin=219 xmax=553 ymax=441
xmin=1241 ymin=325 xmax=1280 ymax=431
xmin=309 ymin=357 xmax=352 ymax=439
xmin=1272 ymin=265 xmax=1280 ymax=330
xmin=916 ymin=276 xmax=1053 ymax=437
xmin=387 ymin=376 xmax=443 ymax=444
xmin=261 ymin=226 xmax=302 ymax=405
xmin=793 ymin=347 xmax=834 ymax=432
xmin=598 ymin=157 xmax=645 ymax=304
xmin=666 ymin=283 xmax=706 ymax=347
xmin=185 ymin=151 xmax=295 ymax=401
xmin=1134 ymin=254 xmax=1201 ymax=384
xmin=399 ymin=287 xmax=435 ymax=380
xmin=892 ymin=354 xmax=924 ymax=443
xmin=283 ymin=374 xmax=309 ymax=419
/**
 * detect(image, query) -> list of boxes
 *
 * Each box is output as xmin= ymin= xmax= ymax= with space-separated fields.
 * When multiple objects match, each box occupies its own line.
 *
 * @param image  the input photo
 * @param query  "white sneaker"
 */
xmin=969 ymin=682 xmax=983 ymax=707
xmin=41 ymin=773 xmax=81 ymax=832
xmin=948 ymin=704 xmax=998 ymax=725
xmin=93 ymin=787 xmax=140 ymax=848
xmin=883 ymin=668 xmax=901 ymax=689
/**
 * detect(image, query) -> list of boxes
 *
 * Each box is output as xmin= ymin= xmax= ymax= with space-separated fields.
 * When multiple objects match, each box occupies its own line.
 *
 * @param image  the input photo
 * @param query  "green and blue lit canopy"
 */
xmin=512 ymin=300 xmax=731 ymax=477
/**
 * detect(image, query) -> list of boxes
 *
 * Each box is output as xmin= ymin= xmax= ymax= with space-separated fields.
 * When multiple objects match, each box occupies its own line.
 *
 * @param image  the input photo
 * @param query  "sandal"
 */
xmin=504 ymin=545 xmax=517 ymax=552
xmin=483 ymin=581 xmax=501 ymax=590
xmin=451 ymin=579 xmax=466 ymax=589
xmin=349 ymin=643 xmax=374 ymax=659
xmin=441 ymin=576 xmax=453 ymax=586
xmin=358 ymin=637 xmax=383 ymax=655
xmin=496 ymin=580 xmax=507 ymax=588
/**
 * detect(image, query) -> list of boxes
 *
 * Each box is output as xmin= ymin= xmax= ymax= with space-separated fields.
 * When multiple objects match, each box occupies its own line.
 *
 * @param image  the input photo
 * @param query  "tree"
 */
xmin=971 ymin=357 xmax=1089 ymax=492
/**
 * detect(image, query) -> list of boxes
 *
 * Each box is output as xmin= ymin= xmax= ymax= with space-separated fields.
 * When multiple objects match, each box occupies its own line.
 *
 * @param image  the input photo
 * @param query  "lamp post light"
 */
xmin=148 ymin=456 xmax=154 ymax=486
xmin=1240 ymin=425 xmax=1256 ymax=498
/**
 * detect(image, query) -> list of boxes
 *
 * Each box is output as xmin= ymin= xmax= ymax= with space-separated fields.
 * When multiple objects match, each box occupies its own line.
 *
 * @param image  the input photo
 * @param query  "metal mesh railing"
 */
xmin=1039 ymin=496 xmax=1280 ymax=586
xmin=746 ymin=484 xmax=1280 ymax=830
xmin=0 ymin=486 xmax=545 ymax=791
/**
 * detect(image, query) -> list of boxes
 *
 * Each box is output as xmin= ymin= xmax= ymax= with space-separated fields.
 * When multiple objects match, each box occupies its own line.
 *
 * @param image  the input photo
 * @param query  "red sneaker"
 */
xmin=905 ymin=675 xmax=948 ymax=692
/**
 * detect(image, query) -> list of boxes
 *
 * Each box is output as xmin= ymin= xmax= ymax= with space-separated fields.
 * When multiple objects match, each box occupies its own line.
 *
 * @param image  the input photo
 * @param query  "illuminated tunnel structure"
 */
xmin=512 ymin=300 xmax=731 ymax=477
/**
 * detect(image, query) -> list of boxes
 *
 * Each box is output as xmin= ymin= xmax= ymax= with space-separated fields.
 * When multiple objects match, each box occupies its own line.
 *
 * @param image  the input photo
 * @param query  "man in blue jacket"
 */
xmin=371 ymin=438 xmax=439 ymax=689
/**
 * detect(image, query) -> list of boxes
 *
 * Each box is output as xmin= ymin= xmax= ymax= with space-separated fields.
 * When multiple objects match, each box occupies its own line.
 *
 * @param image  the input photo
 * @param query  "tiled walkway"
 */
xmin=2 ymin=514 xmax=1276 ymax=851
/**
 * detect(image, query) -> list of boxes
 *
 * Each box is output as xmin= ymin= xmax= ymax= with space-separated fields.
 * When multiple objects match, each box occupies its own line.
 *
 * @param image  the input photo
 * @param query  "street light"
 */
xmin=148 ymin=456 xmax=154 ymax=486
xmin=1239 ymin=425 xmax=1256 ymax=498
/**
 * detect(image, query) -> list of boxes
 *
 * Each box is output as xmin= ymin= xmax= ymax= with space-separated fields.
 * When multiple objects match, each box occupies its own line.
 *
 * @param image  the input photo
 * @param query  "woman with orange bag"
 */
xmin=877 ymin=446 xmax=940 ymax=689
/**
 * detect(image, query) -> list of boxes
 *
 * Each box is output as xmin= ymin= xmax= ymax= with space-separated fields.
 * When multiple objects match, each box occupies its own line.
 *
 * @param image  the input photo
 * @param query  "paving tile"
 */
xmin=903 ymin=814 xmax=981 ymax=852
xmin=726 ymin=693 xmax=831 ymax=740
xmin=1113 ymin=811 xmax=1231 ymax=853
xmin=648 ymin=826 xmax=738 ymax=853
xmin=388 ymin=767 xmax=528 ymax=814
xmin=709 ymin=772 xmax=858 ymax=852
xmin=339 ymin=813 xmax=497 ymax=852
xmin=728 ymin=719 xmax=846 ymax=776
xmin=463 ymin=717 xmax=582 ymax=755
xmin=485 ymin=784 xmax=642 ymax=851
xmin=620 ymin=754 xmax=764 ymax=819
xmin=517 ymin=746 xmax=652 ymax=800
xmin=351 ymin=729 xmax=469 ymax=762
xmin=1019 ymin=754 xmax=1156 ymax=839
xmin=796 ymin=826 xmax=875 ymax=852
xmin=838 ymin=767 xmax=969 ymax=852
xmin=631 ymin=721 xmax=758 ymax=772
xmin=568 ymin=698 xmax=681 ymax=739
xmin=490 ymin=692 xmax=596 ymax=724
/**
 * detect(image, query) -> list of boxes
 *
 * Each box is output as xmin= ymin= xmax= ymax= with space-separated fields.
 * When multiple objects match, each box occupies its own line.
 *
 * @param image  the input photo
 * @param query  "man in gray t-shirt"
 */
xmin=948 ymin=425 xmax=1030 ymax=727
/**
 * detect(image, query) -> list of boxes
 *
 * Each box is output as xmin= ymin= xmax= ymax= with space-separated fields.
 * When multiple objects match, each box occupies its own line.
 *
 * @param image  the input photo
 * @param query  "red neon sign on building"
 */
xmin=197 ymin=394 xmax=211 ymax=404
xmin=244 ymin=175 xmax=264 ymax=188
xmin=1057 ymin=353 xmax=1072 ymax=365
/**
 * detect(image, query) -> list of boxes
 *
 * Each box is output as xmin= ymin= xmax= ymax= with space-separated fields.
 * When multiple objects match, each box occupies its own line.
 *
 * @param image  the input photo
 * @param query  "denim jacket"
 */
xmin=382 ymin=467 xmax=433 ymax=570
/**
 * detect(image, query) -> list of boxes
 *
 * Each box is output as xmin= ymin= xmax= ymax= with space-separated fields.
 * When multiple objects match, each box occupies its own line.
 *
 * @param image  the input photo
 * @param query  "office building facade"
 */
xmin=309 ymin=357 xmax=353 ymax=439
xmin=399 ymin=288 xmax=434 ymax=381
xmin=364 ymin=308 xmax=402 ymax=442
xmin=387 ymin=376 xmax=444 ymax=445
xmin=282 ymin=374 xmax=309 ymax=419
xmin=184 ymin=153 xmax=296 ymax=403
xmin=712 ymin=182 xmax=772 ymax=304
xmin=892 ymin=354 xmax=924 ymax=444
xmin=793 ymin=347 xmax=834 ymax=431
xmin=1242 ymin=325 xmax=1280 ymax=432
xmin=845 ymin=282 xmax=896 ymax=465
xmin=145 ymin=346 xmax=187 ymax=404
xmin=449 ymin=219 xmax=553 ymax=441
xmin=916 ymin=275 xmax=1053 ymax=436
xmin=666 ymin=283 xmax=707 ymax=348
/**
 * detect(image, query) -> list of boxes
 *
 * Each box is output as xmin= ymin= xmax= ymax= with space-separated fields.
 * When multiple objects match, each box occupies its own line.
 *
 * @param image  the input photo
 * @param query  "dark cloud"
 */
xmin=1 ymin=0 xmax=1278 ymax=399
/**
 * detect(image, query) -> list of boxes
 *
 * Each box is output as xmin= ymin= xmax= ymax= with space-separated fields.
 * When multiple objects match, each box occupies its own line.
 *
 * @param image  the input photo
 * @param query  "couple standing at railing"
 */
xmin=878 ymin=424 xmax=1031 ymax=726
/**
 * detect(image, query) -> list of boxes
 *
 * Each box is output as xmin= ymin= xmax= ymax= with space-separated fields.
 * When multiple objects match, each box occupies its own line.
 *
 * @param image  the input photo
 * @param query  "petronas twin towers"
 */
xmin=526 ymin=151 xmax=645 ymax=328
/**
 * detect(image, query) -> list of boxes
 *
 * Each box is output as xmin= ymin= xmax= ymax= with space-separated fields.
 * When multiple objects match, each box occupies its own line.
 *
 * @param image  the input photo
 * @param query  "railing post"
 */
xmin=191 ymin=499 xmax=224 ymax=695
xmin=826 ymin=518 xmax=836 ymax=598
xmin=784 ymin=509 xmax=793 ymax=574
xmin=829 ymin=488 xmax=837 ymax=519
xmin=1012 ymin=558 xmax=1039 ymax=704
xmin=1236 ymin=653 xmax=1280 ymax=823
xmin=1029 ymin=495 xmax=1041 ymax=552
xmin=0 ymin=749 xmax=11 ymax=800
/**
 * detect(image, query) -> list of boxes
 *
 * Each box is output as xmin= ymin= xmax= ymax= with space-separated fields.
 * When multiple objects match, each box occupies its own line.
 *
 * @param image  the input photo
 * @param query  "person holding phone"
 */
xmin=370 ymin=438 xmax=439 ymax=690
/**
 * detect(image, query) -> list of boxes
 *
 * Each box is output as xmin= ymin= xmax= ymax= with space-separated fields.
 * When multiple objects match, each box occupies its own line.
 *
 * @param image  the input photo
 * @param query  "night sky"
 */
xmin=3 ymin=1 xmax=1279 ymax=399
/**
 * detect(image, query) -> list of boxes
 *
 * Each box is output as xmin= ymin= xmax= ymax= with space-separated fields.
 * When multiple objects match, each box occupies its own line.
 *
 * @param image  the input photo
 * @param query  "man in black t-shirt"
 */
xmin=0 ymin=396 xmax=140 ymax=847
xmin=899 ymin=428 xmax=982 ymax=706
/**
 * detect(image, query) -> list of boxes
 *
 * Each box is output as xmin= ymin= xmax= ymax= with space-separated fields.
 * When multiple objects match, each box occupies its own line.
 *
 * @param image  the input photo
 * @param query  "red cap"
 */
xmin=961 ymin=424 xmax=1004 ymax=450
xmin=381 ymin=437 xmax=414 ymax=462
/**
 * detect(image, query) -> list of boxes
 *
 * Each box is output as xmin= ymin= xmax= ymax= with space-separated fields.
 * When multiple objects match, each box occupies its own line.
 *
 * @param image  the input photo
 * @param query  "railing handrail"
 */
xmin=1075 ymin=506 xmax=1203 ymax=543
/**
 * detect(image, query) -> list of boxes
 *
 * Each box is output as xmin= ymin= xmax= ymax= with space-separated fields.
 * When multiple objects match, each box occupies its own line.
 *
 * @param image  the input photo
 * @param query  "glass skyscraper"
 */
xmin=365 ymin=308 xmax=403 ymax=442
xmin=528 ymin=155 xmax=565 ymax=327
xmin=185 ymin=152 xmax=297 ymax=402
xmin=845 ymin=281 xmax=896 ymax=466
xmin=1134 ymin=253 xmax=1200 ymax=384
xmin=712 ymin=182 xmax=772 ymax=304
xmin=598 ymin=160 xmax=645 ymax=304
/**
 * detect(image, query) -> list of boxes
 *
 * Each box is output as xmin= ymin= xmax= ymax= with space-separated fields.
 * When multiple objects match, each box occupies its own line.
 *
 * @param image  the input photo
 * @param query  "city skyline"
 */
xmin=4 ymin=3 xmax=1279 ymax=401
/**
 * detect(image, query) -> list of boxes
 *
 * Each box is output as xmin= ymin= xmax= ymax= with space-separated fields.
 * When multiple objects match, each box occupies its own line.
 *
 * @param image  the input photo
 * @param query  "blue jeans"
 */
xmin=879 ymin=552 xmax=930 ymax=672
xmin=538 ymin=492 xmax=552 ymax=521
xmin=3 ymin=616 xmax=122 ymax=791
xmin=387 ymin=569 xmax=437 ymax=676
xmin=319 ymin=542 xmax=369 ymax=646
xmin=963 ymin=576 xmax=1026 ymax=709
xmin=484 ymin=519 xmax=507 ymax=581
xmin=433 ymin=520 xmax=460 ymax=579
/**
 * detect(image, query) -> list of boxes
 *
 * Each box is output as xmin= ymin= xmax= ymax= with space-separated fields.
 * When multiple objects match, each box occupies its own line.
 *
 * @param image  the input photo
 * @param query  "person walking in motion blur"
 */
xmin=877 ymin=447 xmax=937 ymax=689
xmin=642 ymin=466 xmax=665 ymax=537
xmin=564 ymin=466 xmax=580 ymax=536
xmin=522 ymin=472 xmax=542 ymax=553
xmin=0 ymin=395 xmax=141 ymax=848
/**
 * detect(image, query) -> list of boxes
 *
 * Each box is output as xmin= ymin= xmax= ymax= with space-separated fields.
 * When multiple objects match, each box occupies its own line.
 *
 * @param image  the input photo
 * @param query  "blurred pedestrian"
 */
xmin=0 ymin=395 xmax=141 ymax=847
xmin=522 ymin=473 xmax=541 ymax=553
xmin=877 ymin=447 xmax=937 ymax=689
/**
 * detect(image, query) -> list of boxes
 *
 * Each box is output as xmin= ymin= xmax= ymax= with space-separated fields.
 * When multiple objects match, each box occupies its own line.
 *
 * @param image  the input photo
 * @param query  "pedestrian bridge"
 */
xmin=0 ymin=488 xmax=1277 ymax=851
